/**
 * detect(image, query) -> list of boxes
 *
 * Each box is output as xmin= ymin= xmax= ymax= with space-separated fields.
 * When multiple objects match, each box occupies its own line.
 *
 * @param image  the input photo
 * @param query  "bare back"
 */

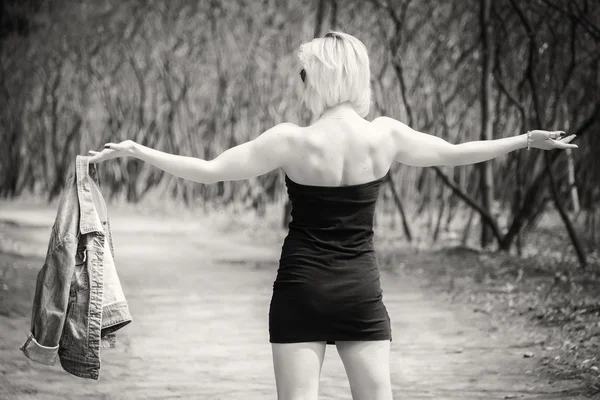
xmin=282 ymin=115 xmax=396 ymax=187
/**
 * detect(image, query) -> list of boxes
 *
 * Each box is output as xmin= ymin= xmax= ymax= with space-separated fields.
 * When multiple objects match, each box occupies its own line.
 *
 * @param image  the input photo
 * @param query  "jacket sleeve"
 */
xmin=20 ymin=233 xmax=77 ymax=365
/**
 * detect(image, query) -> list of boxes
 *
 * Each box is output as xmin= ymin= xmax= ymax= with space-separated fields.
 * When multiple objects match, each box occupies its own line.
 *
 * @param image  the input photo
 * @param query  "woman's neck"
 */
xmin=320 ymin=103 xmax=357 ymax=119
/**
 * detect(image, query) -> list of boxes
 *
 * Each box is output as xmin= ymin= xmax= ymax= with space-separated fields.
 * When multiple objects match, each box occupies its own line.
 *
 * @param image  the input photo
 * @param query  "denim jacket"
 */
xmin=20 ymin=155 xmax=132 ymax=380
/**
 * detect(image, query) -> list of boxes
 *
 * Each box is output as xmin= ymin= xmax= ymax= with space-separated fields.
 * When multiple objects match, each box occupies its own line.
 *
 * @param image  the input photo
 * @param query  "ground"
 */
xmin=0 ymin=201 xmax=597 ymax=399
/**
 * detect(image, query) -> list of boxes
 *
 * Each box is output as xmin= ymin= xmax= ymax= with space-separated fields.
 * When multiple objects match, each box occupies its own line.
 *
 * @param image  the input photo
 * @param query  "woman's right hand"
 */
xmin=528 ymin=130 xmax=578 ymax=150
xmin=88 ymin=140 xmax=137 ymax=163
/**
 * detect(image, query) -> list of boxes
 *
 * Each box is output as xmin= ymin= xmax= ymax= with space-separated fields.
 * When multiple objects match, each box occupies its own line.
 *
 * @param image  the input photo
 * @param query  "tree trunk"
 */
xmin=314 ymin=0 xmax=326 ymax=38
xmin=544 ymin=153 xmax=587 ymax=268
xmin=565 ymin=148 xmax=580 ymax=213
xmin=462 ymin=206 xmax=476 ymax=245
xmin=432 ymin=188 xmax=446 ymax=243
xmin=479 ymin=0 xmax=495 ymax=248
xmin=329 ymin=0 xmax=337 ymax=30
xmin=386 ymin=175 xmax=413 ymax=243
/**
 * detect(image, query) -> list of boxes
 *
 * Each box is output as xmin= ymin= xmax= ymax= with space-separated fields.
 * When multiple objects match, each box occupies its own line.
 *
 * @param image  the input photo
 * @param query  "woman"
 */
xmin=89 ymin=31 xmax=577 ymax=400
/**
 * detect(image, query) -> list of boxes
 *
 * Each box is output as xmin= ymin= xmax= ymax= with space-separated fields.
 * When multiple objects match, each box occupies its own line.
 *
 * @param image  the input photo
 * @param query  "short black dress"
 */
xmin=269 ymin=172 xmax=392 ymax=345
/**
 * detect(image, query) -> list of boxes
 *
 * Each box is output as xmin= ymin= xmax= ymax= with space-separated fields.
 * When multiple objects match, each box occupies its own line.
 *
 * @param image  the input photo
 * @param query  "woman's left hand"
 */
xmin=88 ymin=140 xmax=137 ymax=163
xmin=529 ymin=130 xmax=578 ymax=150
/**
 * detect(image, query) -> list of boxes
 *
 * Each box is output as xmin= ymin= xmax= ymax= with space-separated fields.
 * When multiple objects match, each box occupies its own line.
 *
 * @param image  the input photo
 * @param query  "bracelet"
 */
xmin=526 ymin=131 xmax=531 ymax=151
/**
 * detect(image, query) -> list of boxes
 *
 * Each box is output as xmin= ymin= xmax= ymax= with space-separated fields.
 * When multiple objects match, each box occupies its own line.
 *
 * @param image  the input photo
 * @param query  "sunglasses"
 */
xmin=300 ymin=68 xmax=306 ymax=83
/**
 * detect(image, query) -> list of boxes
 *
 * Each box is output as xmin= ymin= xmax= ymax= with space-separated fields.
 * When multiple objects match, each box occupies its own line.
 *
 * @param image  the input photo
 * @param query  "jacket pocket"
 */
xmin=72 ymin=249 xmax=89 ymax=292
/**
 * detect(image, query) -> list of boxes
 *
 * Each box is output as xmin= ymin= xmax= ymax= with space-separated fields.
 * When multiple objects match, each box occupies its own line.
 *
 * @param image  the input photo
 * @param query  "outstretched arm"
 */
xmin=375 ymin=117 xmax=577 ymax=168
xmin=88 ymin=123 xmax=297 ymax=184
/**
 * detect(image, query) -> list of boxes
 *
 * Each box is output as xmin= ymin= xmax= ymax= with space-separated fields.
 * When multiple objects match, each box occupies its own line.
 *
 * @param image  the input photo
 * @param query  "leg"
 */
xmin=336 ymin=340 xmax=392 ymax=400
xmin=271 ymin=341 xmax=327 ymax=400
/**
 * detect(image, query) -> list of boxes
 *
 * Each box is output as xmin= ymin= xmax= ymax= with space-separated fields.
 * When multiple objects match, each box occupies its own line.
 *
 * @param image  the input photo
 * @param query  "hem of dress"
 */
xmin=270 ymin=335 xmax=392 ymax=345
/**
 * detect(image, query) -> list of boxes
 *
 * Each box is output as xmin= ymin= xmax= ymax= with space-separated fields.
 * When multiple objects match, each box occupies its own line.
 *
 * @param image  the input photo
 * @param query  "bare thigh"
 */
xmin=336 ymin=340 xmax=392 ymax=400
xmin=271 ymin=342 xmax=327 ymax=400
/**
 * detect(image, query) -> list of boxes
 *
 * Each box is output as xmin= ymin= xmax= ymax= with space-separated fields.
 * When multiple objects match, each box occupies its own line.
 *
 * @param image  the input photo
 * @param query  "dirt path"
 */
xmin=0 ymin=206 xmax=590 ymax=399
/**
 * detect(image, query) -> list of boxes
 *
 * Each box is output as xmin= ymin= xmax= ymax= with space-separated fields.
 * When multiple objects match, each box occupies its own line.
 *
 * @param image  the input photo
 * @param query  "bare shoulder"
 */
xmin=371 ymin=116 xmax=455 ymax=167
xmin=259 ymin=122 xmax=303 ymax=144
xmin=372 ymin=116 xmax=411 ymax=136
xmin=266 ymin=122 xmax=302 ymax=134
xmin=254 ymin=123 xmax=303 ymax=167
xmin=371 ymin=116 xmax=413 ymax=153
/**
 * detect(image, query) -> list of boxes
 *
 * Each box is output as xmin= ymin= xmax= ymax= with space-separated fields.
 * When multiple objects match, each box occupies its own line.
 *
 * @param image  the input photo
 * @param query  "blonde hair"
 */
xmin=297 ymin=31 xmax=371 ymax=118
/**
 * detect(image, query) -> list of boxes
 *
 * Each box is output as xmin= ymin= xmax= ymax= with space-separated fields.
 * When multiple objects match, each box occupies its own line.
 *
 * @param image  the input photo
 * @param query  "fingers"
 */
xmin=87 ymin=148 xmax=113 ymax=163
xmin=547 ymin=131 xmax=566 ymax=140
xmin=555 ymin=141 xmax=578 ymax=149
xmin=558 ymin=134 xmax=576 ymax=143
xmin=560 ymin=143 xmax=578 ymax=148
xmin=558 ymin=135 xmax=577 ymax=148
xmin=88 ymin=150 xmax=101 ymax=163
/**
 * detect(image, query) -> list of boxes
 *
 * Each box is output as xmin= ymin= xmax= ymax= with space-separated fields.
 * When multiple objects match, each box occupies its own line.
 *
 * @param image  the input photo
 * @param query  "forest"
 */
xmin=2 ymin=0 xmax=599 ymax=259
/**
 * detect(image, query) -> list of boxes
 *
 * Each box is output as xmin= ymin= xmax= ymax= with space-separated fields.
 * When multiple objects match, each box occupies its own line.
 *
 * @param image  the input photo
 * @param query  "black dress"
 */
xmin=269 ymin=172 xmax=392 ymax=345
